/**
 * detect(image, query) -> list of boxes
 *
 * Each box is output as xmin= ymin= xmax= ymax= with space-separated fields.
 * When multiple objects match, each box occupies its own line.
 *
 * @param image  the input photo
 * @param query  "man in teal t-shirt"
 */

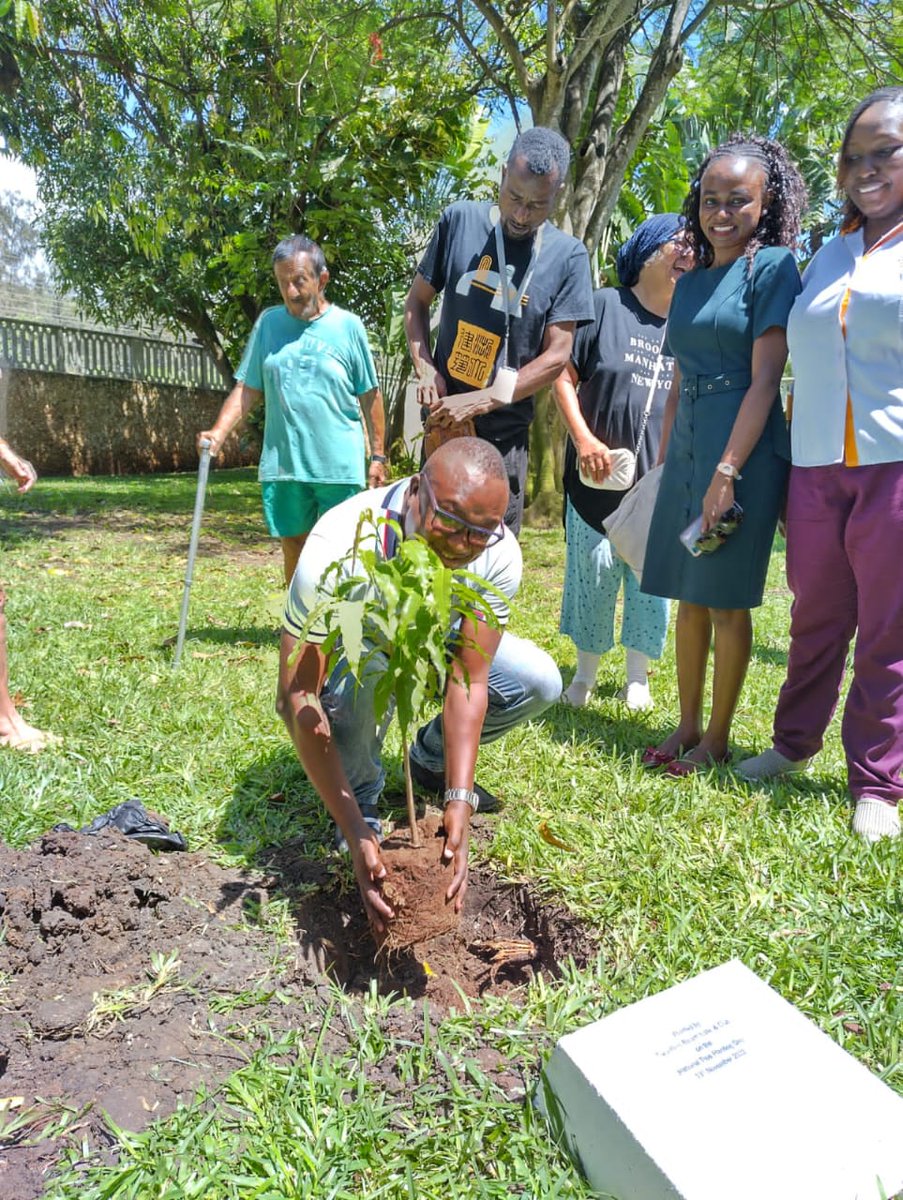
xmin=200 ymin=236 xmax=387 ymax=584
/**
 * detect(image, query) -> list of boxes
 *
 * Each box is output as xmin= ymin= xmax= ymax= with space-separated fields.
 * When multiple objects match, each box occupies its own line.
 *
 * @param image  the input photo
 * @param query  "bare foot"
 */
xmin=0 ymin=714 xmax=56 ymax=753
xmin=678 ymin=738 xmax=730 ymax=766
xmin=653 ymin=727 xmax=701 ymax=760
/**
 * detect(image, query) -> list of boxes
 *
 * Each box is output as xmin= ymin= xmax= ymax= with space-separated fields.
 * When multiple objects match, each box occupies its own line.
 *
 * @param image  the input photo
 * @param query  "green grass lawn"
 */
xmin=1 ymin=468 xmax=900 ymax=1199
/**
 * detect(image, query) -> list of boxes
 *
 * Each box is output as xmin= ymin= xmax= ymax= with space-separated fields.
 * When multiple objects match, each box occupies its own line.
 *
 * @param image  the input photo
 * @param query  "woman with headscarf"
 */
xmin=555 ymin=214 xmax=693 ymax=709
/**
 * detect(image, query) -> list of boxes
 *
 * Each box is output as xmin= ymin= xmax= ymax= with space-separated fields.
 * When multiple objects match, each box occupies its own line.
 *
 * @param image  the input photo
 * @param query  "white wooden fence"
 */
xmin=0 ymin=316 xmax=227 ymax=390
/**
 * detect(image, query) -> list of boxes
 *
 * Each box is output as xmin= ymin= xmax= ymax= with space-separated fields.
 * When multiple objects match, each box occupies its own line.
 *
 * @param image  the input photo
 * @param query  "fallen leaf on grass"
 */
xmin=842 ymin=1020 xmax=865 ymax=1035
xmin=539 ymin=821 xmax=575 ymax=852
xmin=63 ymin=621 xmax=89 ymax=630
xmin=45 ymin=567 xmax=71 ymax=576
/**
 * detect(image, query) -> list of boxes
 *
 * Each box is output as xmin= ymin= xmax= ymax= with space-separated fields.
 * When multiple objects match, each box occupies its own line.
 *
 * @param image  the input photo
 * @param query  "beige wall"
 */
xmin=0 ymin=368 xmax=254 ymax=476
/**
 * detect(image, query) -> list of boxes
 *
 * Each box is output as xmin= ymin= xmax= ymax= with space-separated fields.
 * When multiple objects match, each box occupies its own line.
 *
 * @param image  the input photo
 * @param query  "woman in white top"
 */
xmin=738 ymin=87 xmax=903 ymax=842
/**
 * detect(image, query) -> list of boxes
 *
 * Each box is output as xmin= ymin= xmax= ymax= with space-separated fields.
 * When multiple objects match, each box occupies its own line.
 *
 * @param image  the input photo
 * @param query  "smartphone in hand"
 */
xmin=680 ymin=503 xmax=744 ymax=557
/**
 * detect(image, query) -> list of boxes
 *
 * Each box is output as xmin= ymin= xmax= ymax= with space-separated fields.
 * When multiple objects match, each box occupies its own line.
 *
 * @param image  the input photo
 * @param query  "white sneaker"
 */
xmin=561 ymin=680 xmax=591 ymax=707
xmin=852 ymin=797 xmax=901 ymax=843
xmin=617 ymin=682 xmax=653 ymax=712
xmin=736 ymin=747 xmax=811 ymax=782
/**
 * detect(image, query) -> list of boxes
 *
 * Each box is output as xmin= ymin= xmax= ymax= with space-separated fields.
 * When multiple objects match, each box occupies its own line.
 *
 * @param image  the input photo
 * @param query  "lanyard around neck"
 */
xmin=494 ymin=219 xmax=544 ymax=369
xmin=861 ymin=216 xmax=903 ymax=256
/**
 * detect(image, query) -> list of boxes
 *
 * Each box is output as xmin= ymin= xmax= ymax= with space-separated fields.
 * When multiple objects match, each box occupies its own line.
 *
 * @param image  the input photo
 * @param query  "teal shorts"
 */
xmin=261 ymin=480 xmax=361 ymax=538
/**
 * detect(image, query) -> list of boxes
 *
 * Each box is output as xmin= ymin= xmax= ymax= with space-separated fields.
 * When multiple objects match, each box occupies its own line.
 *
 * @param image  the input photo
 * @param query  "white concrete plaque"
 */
xmin=539 ymin=959 xmax=903 ymax=1200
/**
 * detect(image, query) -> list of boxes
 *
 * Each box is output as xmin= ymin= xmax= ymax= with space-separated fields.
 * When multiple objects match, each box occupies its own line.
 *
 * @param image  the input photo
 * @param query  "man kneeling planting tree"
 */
xmin=277 ymin=438 xmax=561 ymax=935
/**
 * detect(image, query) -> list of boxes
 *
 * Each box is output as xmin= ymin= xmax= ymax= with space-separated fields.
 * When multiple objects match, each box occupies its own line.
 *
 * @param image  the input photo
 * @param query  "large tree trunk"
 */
xmin=472 ymin=0 xmax=694 ymax=250
xmin=506 ymin=1 xmax=691 ymax=520
xmin=524 ymin=389 xmax=567 ymax=528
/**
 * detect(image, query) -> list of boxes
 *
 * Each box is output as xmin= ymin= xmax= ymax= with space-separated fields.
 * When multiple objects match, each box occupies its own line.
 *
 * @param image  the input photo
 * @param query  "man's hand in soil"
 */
xmin=441 ymin=800 xmax=471 ymax=911
xmin=278 ymin=634 xmax=394 ymax=930
xmin=350 ymin=833 xmax=394 ymax=933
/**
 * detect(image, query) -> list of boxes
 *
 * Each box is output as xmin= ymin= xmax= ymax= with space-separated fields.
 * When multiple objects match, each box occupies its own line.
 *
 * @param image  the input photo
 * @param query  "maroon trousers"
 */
xmin=773 ymin=461 xmax=903 ymax=805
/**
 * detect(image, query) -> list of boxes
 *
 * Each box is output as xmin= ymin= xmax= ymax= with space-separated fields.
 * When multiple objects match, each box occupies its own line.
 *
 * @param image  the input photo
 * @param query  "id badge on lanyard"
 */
xmin=494 ymin=218 xmax=544 ymax=369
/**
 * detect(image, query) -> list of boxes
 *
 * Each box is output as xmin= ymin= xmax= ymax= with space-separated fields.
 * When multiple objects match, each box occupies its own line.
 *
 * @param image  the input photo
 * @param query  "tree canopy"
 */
xmin=2 ymin=0 xmax=899 ymax=397
xmin=0 ymin=0 xmax=482 ymax=376
xmin=407 ymin=0 xmax=900 ymax=255
xmin=661 ymin=5 xmax=901 ymax=257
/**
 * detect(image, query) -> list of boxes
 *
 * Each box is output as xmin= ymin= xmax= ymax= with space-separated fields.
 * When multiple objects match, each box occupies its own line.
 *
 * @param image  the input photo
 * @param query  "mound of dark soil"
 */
xmin=0 ymin=827 xmax=597 ymax=1199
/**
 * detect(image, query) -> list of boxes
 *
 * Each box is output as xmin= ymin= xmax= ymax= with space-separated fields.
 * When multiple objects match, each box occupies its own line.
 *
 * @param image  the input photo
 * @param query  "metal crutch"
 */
xmin=173 ymin=439 xmax=212 ymax=669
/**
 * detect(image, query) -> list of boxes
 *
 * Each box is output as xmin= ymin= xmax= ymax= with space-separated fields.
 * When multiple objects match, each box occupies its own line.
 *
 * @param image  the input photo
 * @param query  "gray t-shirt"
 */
xmin=417 ymin=200 xmax=594 ymax=444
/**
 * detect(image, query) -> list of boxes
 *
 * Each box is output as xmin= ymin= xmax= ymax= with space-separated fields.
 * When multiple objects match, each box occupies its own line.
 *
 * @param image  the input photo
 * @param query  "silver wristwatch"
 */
xmin=444 ymin=787 xmax=479 ymax=812
xmin=716 ymin=461 xmax=742 ymax=480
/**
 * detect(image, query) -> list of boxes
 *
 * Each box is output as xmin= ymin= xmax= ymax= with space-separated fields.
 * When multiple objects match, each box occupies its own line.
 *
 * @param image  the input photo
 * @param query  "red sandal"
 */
xmin=665 ymin=753 xmax=732 ymax=778
xmin=641 ymin=746 xmax=678 ymax=769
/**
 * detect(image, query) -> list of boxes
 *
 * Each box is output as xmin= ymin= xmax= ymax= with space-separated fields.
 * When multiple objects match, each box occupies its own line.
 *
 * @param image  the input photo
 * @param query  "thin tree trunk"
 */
xmin=402 ymin=737 xmax=422 ymax=848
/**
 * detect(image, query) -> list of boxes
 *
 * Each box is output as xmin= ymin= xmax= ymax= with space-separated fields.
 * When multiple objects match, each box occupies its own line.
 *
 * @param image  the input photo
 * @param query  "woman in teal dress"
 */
xmin=641 ymin=134 xmax=806 ymax=775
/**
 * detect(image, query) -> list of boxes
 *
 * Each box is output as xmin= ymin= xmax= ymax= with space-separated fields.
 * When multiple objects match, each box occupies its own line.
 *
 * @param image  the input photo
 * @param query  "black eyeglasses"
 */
xmin=419 ymin=472 xmax=504 ymax=549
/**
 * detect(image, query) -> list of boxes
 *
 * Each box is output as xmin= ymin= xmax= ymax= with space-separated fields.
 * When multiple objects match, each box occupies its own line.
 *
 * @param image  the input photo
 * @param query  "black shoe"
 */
xmin=408 ymin=757 xmax=501 ymax=814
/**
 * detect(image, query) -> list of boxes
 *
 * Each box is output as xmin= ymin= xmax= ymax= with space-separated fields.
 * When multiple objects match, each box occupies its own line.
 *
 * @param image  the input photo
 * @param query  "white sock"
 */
xmin=853 ymin=797 xmax=901 ymax=843
xmin=626 ymin=649 xmax=649 ymax=688
xmin=562 ymin=651 xmax=601 ymax=707
xmin=574 ymin=650 xmax=601 ymax=686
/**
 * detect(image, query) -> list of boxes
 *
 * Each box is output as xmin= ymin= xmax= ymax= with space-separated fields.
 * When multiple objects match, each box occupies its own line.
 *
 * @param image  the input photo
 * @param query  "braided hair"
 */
xmin=837 ymin=87 xmax=903 ymax=233
xmin=683 ymin=133 xmax=807 ymax=269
